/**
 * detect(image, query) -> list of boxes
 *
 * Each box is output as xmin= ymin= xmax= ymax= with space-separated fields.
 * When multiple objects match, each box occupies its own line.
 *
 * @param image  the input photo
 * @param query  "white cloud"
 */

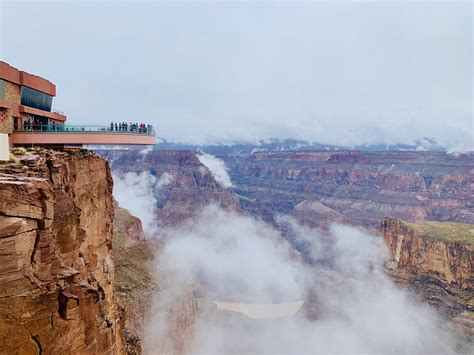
xmin=197 ymin=153 xmax=233 ymax=188
xmin=155 ymin=172 xmax=173 ymax=189
xmin=143 ymin=206 xmax=458 ymax=354
xmin=112 ymin=171 xmax=159 ymax=236
xmin=139 ymin=145 xmax=154 ymax=155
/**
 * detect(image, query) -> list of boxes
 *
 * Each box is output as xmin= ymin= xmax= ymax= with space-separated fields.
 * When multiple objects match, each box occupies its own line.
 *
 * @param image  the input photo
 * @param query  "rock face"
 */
xmin=95 ymin=150 xmax=243 ymax=354
xmin=0 ymin=149 xmax=123 ymax=354
xmin=380 ymin=218 xmax=473 ymax=289
xmin=112 ymin=199 xmax=209 ymax=355
xmin=114 ymin=200 xmax=145 ymax=242
xmin=98 ymin=150 xmax=241 ymax=226
xmin=96 ymin=149 xmax=474 ymax=231
xmin=290 ymin=200 xmax=353 ymax=230
xmin=220 ymin=151 xmax=474 ymax=229
xmin=113 ymin=204 xmax=156 ymax=355
xmin=90 ymin=149 xmax=474 ymax=350
xmin=379 ymin=217 xmax=473 ymax=336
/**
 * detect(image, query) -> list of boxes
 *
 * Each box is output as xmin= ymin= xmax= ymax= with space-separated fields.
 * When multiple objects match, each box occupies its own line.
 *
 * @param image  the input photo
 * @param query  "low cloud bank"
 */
xmin=112 ymin=171 xmax=172 ymax=236
xmin=197 ymin=153 xmax=233 ymax=188
xmin=143 ymin=206 xmax=456 ymax=354
xmin=139 ymin=145 xmax=154 ymax=155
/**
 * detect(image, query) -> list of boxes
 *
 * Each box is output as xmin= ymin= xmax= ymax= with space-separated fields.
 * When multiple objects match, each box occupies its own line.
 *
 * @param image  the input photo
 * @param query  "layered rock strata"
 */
xmin=114 ymin=200 xmax=145 ymax=242
xmin=98 ymin=150 xmax=241 ymax=226
xmin=379 ymin=217 xmax=473 ymax=337
xmin=220 ymin=151 xmax=474 ymax=229
xmin=0 ymin=149 xmax=123 ymax=354
xmin=113 ymin=205 xmax=156 ymax=355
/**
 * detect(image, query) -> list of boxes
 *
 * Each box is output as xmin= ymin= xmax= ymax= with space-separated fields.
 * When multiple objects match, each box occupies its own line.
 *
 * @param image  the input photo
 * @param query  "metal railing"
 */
xmin=14 ymin=124 xmax=155 ymax=135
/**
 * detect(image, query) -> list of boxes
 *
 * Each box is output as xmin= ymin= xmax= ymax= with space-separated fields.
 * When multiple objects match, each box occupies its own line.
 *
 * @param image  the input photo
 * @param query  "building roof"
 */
xmin=0 ymin=61 xmax=56 ymax=96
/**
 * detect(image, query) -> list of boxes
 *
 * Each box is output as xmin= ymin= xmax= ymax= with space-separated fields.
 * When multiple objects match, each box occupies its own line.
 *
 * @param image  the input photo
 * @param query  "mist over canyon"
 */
xmin=0 ymin=147 xmax=471 ymax=353
xmin=101 ymin=148 xmax=473 ymax=353
xmin=143 ymin=207 xmax=456 ymax=354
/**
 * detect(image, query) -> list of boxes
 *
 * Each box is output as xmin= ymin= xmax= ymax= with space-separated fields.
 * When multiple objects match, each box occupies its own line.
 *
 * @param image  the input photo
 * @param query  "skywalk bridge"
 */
xmin=12 ymin=124 xmax=156 ymax=146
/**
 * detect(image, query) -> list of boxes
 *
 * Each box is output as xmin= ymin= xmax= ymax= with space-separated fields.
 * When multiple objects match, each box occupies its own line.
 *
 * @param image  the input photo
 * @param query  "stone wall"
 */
xmin=4 ymin=81 xmax=20 ymax=105
xmin=0 ymin=81 xmax=20 ymax=135
xmin=0 ymin=108 xmax=11 ymax=134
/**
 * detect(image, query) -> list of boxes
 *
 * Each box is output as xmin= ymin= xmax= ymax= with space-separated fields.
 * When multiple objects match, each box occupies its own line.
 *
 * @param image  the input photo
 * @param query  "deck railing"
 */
xmin=14 ymin=124 xmax=155 ymax=135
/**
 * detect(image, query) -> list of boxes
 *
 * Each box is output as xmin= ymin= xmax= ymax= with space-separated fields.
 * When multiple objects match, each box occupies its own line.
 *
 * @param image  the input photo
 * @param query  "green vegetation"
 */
xmin=11 ymin=147 xmax=27 ymax=155
xmin=8 ymin=154 xmax=19 ymax=163
xmin=407 ymin=221 xmax=474 ymax=243
xmin=463 ymin=310 xmax=474 ymax=319
xmin=112 ymin=233 xmax=157 ymax=309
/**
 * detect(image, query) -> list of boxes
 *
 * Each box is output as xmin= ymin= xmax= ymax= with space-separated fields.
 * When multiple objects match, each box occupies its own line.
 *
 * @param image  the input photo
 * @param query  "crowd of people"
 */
xmin=18 ymin=117 xmax=154 ymax=134
xmin=110 ymin=122 xmax=153 ymax=134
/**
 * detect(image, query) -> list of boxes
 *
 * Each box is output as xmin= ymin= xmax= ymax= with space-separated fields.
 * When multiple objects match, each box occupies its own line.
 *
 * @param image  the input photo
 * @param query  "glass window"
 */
xmin=20 ymin=86 xmax=53 ymax=112
xmin=0 ymin=79 xmax=4 ymax=100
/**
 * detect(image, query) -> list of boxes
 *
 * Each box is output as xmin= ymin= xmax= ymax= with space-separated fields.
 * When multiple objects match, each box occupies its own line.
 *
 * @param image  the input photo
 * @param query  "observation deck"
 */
xmin=11 ymin=125 xmax=156 ymax=146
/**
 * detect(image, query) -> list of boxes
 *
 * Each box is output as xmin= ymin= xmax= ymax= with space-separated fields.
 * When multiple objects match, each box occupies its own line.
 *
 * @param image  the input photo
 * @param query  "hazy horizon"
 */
xmin=1 ymin=1 xmax=472 ymax=150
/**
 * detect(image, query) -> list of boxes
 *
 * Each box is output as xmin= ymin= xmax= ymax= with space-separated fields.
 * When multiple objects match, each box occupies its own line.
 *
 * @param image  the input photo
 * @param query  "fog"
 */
xmin=197 ymin=153 xmax=233 ymax=188
xmin=112 ymin=171 xmax=172 ymax=236
xmin=143 ymin=206 xmax=457 ymax=354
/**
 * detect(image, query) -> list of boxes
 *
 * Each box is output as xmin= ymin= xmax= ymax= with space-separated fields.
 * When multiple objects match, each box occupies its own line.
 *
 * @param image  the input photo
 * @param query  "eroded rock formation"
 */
xmin=98 ymin=150 xmax=241 ymax=226
xmin=380 ymin=218 xmax=473 ymax=288
xmin=114 ymin=200 xmax=145 ymax=242
xmin=95 ymin=149 xmax=474 ymax=350
xmin=0 ymin=149 xmax=123 ymax=354
xmin=221 ymin=151 xmax=474 ymax=229
xmin=113 ymin=204 xmax=156 ymax=355
xmin=379 ymin=217 xmax=473 ymax=337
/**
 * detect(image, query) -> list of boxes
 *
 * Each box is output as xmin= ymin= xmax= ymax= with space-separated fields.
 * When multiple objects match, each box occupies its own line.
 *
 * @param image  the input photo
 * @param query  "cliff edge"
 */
xmin=379 ymin=217 xmax=473 ymax=338
xmin=380 ymin=217 xmax=473 ymax=289
xmin=0 ymin=148 xmax=123 ymax=354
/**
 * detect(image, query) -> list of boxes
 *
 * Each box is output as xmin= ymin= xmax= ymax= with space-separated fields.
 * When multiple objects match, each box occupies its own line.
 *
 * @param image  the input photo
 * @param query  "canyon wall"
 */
xmin=102 ymin=150 xmax=227 ymax=353
xmin=98 ymin=150 xmax=242 ymax=353
xmin=98 ymin=150 xmax=474 ymax=230
xmin=99 ymin=150 xmax=241 ymax=226
xmin=96 ymin=149 xmax=474 ymax=349
xmin=114 ymin=200 xmax=145 ymax=242
xmin=380 ymin=217 xmax=473 ymax=289
xmin=0 ymin=149 xmax=123 ymax=354
xmin=379 ymin=217 xmax=473 ymax=337
xmin=220 ymin=151 xmax=474 ymax=229
xmin=113 ymin=205 xmax=156 ymax=355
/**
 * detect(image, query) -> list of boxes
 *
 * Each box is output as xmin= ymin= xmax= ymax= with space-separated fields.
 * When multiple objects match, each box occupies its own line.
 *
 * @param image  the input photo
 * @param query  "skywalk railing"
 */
xmin=14 ymin=124 xmax=155 ymax=135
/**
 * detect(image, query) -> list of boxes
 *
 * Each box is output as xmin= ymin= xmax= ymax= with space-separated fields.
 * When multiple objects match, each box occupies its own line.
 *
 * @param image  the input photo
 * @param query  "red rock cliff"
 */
xmin=221 ymin=151 xmax=474 ymax=228
xmin=0 ymin=149 xmax=123 ymax=354
xmin=379 ymin=217 xmax=473 ymax=338
xmin=380 ymin=217 xmax=473 ymax=289
xmin=113 ymin=204 xmax=156 ymax=355
xmin=98 ymin=150 xmax=241 ymax=227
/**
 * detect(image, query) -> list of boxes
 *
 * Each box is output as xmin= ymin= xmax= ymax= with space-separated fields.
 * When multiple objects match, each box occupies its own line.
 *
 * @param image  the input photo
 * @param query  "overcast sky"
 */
xmin=1 ymin=1 xmax=472 ymax=149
